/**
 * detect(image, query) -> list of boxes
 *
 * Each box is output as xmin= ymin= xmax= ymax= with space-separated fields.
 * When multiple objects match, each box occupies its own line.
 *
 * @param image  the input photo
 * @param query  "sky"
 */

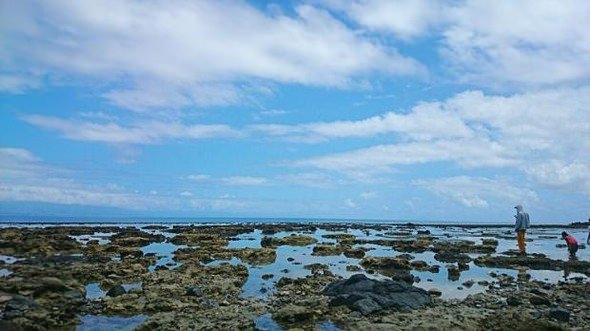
xmin=1 ymin=0 xmax=589 ymax=222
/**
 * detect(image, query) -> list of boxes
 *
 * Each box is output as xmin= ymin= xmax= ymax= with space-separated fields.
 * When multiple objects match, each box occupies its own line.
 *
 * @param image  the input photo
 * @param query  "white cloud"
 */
xmin=190 ymin=196 xmax=247 ymax=211
xmin=524 ymin=161 xmax=590 ymax=194
xmin=251 ymin=101 xmax=473 ymax=142
xmin=0 ymin=148 xmax=170 ymax=209
xmin=22 ymin=115 xmax=241 ymax=144
xmin=0 ymin=184 xmax=169 ymax=210
xmin=220 ymin=176 xmax=268 ymax=186
xmin=1 ymin=0 xmax=423 ymax=110
xmin=325 ymin=0 xmax=443 ymax=39
xmin=0 ymin=73 xmax=41 ymax=93
xmin=344 ymin=198 xmax=358 ymax=208
xmin=0 ymin=148 xmax=39 ymax=164
xmin=293 ymin=86 xmax=590 ymax=195
xmin=297 ymin=138 xmax=515 ymax=171
xmin=325 ymin=0 xmax=590 ymax=86
xmin=187 ymin=174 xmax=269 ymax=186
xmin=103 ymin=83 xmax=243 ymax=111
xmin=186 ymin=174 xmax=211 ymax=182
xmin=277 ymin=172 xmax=343 ymax=188
xmin=0 ymin=147 xmax=257 ymax=211
xmin=360 ymin=191 xmax=377 ymax=200
xmin=0 ymin=147 xmax=45 ymax=178
xmin=442 ymin=0 xmax=590 ymax=86
xmin=414 ymin=176 xmax=539 ymax=208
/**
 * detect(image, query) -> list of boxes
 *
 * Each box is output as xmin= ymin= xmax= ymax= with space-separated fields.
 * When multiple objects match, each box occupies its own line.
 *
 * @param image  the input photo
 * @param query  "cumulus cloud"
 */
xmin=250 ymin=101 xmax=473 ymax=142
xmin=0 ymin=0 xmax=423 ymax=110
xmin=325 ymin=0 xmax=444 ymax=39
xmin=293 ymin=86 xmax=590 ymax=196
xmin=297 ymin=138 xmax=515 ymax=171
xmin=325 ymin=0 xmax=590 ymax=86
xmin=22 ymin=115 xmax=241 ymax=144
xmin=524 ymin=161 xmax=590 ymax=194
xmin=414 ymin=176 xmax=539 ymax=208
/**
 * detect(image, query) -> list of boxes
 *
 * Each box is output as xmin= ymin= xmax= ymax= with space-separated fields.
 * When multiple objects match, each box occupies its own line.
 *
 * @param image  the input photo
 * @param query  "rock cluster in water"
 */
xmin=323 ymin=274 xmax=431 ymax=315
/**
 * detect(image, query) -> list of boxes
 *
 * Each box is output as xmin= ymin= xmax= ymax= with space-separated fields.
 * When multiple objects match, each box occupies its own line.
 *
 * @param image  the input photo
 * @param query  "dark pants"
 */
xmin=568 ymin=243 xmax=579 ymax=256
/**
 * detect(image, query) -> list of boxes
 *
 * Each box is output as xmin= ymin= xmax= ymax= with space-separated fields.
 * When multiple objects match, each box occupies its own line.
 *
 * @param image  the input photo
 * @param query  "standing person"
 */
xmin=562 ymin=231 xmax=579 ymax=257
xmin=514 ymin=205 xmax=530 ymax=255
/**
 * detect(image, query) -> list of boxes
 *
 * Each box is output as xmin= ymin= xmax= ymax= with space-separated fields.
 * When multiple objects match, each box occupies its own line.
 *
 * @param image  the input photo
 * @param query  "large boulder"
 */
xmin=323 ymin=274 xmax=431 ymax=315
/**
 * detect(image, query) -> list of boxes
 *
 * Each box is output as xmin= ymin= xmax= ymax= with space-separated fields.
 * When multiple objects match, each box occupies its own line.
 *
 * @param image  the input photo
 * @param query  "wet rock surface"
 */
xmin=0 ymin=223 xmax=588 ymax=330
xmin=323 ymin=274 xmax=432 ymax=315
xmin=474 ymin=254 xmax=590 ymax=275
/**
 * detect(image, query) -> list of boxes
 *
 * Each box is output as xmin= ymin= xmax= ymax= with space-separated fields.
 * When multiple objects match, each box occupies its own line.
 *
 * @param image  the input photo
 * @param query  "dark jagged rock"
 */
xmin=474 ymin=254 xmax=590 ymax=275
xmin=506 ymin=296 xmax=522 ymax=306
xmin=529 ymin=294 xmax=551 ymax=306
xmin=434 ymin=251 xmax=472 ymax=263
xmin=346 ymin=265 xmax=361 ymax=272
xmin=433 ymin=239 xmax=496 ymax=254
xmin=447 ymin=265 xmax=460 ymax=281
xmin=273 ymin=304 xmax=315 ymax=323
xmin=548 ymin=307 xmax=570 ymax=322
xmin=106 ymin=285 xmax=126 ymax=297
xmin=458 ymin=262 xmax=470 ymax=271
xmin=261 ymin=235 xmax=317 ymax=248
xmin=304 ymin=263 xmax=329 ymax=272
xmin=323 ymin=274 xmax=431 ymax=315
xmin=343 ymin=248 xmax=366 ymax=259
xmin=186 ymin=286 xmax=204 ymax=297
xmin=462 ymin=280 xmax=474 ymax=288
xmin=3 ymin=295 xmax=38 ymax=318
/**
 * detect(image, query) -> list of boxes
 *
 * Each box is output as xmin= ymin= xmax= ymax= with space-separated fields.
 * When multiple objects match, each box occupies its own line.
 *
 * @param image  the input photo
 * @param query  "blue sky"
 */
xmin=1 ymin=0 xmax=589 ymax=222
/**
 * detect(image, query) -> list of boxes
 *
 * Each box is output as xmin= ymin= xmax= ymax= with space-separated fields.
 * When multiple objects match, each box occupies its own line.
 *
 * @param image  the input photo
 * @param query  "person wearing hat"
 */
xmin=514 ymin=205 xmax=530 ymax=255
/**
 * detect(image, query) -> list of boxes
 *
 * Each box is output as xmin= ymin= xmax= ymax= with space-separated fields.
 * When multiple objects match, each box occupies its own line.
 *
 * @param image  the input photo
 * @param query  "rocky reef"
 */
xmin=0 ymin=223 xmax=588 ymax=330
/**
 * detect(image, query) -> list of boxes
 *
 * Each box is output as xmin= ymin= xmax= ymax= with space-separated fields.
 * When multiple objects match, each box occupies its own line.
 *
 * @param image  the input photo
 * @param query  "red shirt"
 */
xmin=564 ymin=235 xmax=578 ymax=246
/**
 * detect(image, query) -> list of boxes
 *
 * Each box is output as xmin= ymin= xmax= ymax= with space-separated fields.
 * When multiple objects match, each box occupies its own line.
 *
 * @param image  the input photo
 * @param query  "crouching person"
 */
xmin=561 ymin=231 xmax=579 ymax=257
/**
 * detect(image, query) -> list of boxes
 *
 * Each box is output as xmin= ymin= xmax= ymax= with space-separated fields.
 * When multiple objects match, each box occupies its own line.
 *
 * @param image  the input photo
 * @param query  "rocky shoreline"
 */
xmin=0 ymin=223 xmax=589 ymax=330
